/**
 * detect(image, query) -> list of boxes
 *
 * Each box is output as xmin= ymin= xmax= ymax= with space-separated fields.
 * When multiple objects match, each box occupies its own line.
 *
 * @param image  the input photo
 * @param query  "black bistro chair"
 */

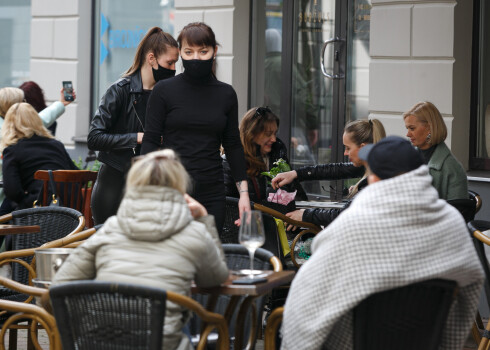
xmin=50 ymin=281 xmax=167 ymax=350
xmin=222 ymin=197 xmax=283 ymax=264
xmin=190 ymin=244 xmax=282 ymax=350
xmin=50 ymin=281 xmax=229 ymax=350
xmin=264 ymin=279 xmax=458 ymax=350
xmin=353 ymin=279 xmax=458 ymax=350
xmin=447 ymin=190 xmax=482 ymax=224
xmin=468 ymin=220 xmax=490 ymax=349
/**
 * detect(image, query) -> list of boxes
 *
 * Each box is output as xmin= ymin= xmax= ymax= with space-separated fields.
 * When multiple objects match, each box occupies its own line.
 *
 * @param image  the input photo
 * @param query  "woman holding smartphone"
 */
xmin=88 ymin=27 xmax=179 ymax=225
xmin=141 ymin=22 xmax=250 ymax=232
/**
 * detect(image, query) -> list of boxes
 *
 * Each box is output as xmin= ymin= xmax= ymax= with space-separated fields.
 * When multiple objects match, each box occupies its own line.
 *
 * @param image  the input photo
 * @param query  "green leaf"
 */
xmin=262 ymin=158 xmax=292 ymax=179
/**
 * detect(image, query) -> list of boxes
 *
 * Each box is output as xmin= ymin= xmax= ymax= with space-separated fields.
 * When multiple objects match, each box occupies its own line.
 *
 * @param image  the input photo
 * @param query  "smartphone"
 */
xmin=62 ymin=81 xmax=74 ymax=101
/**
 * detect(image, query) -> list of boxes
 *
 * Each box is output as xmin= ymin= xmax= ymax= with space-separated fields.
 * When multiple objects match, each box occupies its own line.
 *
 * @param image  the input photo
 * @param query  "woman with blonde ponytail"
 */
xmin=271 ymin=118 xmax=386 ymax=227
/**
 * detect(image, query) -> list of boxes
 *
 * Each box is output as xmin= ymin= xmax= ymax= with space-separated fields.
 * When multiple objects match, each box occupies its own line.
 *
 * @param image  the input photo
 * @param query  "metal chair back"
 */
xmin=50 ymin=281 xmax=167 ymax=350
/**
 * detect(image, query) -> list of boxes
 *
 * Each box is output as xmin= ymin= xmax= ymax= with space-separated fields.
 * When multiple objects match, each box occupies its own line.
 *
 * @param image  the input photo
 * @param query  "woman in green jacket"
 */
xmin=403 ymin=101 xmax=467 ymax=200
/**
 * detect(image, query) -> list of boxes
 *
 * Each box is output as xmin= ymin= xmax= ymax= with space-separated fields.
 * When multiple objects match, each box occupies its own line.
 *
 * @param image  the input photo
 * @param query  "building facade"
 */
xmin=2 ymin=0 xmax=487 ymax=215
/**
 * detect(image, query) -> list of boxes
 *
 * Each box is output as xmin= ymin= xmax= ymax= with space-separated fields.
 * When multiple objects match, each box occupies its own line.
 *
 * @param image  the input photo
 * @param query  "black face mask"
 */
xmin=152 ymin=64 xmax=176 ymax=82
xmin=182 ymin=57 xmax=214 ymax=80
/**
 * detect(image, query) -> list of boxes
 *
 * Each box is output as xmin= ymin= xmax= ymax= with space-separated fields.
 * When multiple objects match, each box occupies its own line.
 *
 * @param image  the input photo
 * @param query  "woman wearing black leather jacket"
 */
xmin=272 ymin=119 xmax=386 ymax=227
xmin=223 ymin=107 xmax=307 ymax=203
xmin=88 ymin=27 xmax=179 ymax=225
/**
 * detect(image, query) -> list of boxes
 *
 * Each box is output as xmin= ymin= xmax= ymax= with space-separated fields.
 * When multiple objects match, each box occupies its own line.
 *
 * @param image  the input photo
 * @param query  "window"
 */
xmin=250 ymin=0 xmax=371 ymax=199
xmin=0 ymin=0 xmax=31 ymax=88
xmin=92 ymin=0 xmax=175 ymax=113
xmin=470 ymin=0 xmax=490 ymax=170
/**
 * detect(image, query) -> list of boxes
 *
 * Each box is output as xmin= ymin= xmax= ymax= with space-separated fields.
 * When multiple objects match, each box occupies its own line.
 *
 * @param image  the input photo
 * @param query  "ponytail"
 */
xmin=344 ymin=118 xmax=386 ymax=197
xmin=124 ymin=27 xmax=178 ymax=77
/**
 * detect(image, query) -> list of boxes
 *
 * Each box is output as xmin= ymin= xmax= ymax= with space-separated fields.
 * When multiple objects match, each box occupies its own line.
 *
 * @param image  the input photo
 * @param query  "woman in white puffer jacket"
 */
xmin=52 ymin=149 xmax=229 ymax=350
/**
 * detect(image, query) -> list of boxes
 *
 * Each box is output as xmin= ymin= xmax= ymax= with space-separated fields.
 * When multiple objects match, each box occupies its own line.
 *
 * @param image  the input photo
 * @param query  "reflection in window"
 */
xmin=346 ymin=0 xmax=371 ymax=122
xmin=93 ymin=0 xmax=175 ymax=112
xmin=0 ymin=0 xmax=31 ymax=88
xmin=474 ymin=0 xmax=490 ymax=161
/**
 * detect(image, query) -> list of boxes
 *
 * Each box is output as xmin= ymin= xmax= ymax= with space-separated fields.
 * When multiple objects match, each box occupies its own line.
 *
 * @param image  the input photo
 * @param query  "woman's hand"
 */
xmin=234 ymin=180 xmax=251 ymax=226
xmin=285 ymin=209 xmax=305 ymax=231
xmin=137 ymin=132 xmax=144 ymax=144
xmin=60 ymin=88 xmax=76 ymax=106
xmin=236 ymin=193 xmax=251 ymax=226
xmin=271 ymin=170 xmax=298 ymax=190
xmin=184 ymin=194 xmax=208 ymax=219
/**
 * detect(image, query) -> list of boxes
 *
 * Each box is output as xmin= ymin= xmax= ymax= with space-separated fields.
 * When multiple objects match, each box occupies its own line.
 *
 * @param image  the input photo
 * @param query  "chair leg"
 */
xmin=474 ymin=320 xmax=483 ymax=344
xmin=27 ymin=323 xmax=37 ymax=350
xmin=478 ymin=319 xmax=490 ymax=350
xmin=477 ymin=311 xmax=485 ymax=329
xmin=8 ymin=328 xmax=17 ymax=350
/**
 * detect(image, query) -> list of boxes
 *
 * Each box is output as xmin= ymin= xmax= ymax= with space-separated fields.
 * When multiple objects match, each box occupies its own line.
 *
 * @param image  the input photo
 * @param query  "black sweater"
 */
xmin=2 ymin=135 xmax=78 ymax=209
xmin=141 ymin=71 xmax=247 ymax=184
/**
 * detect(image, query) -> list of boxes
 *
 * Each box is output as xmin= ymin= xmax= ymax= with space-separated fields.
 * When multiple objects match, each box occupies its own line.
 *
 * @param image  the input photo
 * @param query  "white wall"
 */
xmin=30 ymin=0 xmax=92 ymax=146
xmin=369 ymin=0 xmax=472 ymax=168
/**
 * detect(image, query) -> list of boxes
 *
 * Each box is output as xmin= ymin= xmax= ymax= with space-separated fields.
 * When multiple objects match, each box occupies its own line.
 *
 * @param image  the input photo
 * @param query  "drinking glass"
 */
xmin=238 ymin=210 xmax=266 ymax=278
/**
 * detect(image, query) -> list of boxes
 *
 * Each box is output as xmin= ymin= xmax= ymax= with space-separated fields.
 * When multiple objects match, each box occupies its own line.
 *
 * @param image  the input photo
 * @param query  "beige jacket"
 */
xmin=52 ymin=186 xmax=229 ymax=350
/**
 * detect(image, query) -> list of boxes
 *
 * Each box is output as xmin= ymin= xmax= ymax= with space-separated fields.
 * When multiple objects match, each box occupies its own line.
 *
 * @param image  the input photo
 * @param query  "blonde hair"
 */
xmin=0 ymin=87 xmax=24 ymax=118
xmin=239 ymin=107 xmax=279 ymax=177
xmin=403 ymin=101 xmax=447 ymax=145
xmin=344 ymin=119 xmax=386 ymax=197
xmin=126 ymin=149 xmax=190 ymax=193
xmin=1 ymin=103 xmax=53 ymax=150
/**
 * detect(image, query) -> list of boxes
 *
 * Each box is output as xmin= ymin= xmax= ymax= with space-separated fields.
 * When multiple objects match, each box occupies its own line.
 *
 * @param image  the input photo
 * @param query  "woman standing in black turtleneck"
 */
xmin=141 ymin=22 xmax=250 ymax=232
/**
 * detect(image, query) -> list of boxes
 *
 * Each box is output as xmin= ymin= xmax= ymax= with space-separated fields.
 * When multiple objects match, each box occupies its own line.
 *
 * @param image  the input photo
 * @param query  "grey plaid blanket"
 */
xmin=282 ymin=165 xmax=484 ymax=350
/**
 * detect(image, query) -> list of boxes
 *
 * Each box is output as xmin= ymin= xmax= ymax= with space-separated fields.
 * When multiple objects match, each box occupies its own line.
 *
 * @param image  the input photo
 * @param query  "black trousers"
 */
xmin=190 ymin=181 xmax=225 ymax=235
xmin=91 ymin=164 xmax=125 ymax=226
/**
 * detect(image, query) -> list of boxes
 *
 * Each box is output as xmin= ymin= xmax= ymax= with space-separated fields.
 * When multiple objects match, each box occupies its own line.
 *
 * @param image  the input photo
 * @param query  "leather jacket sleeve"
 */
xmin=88 ymin=81 xmax=138 ymax=152
xmin=296 ymin=162 xmax=365 ymax=182
xmin=302 ymin=200 xmax=351 ymax=227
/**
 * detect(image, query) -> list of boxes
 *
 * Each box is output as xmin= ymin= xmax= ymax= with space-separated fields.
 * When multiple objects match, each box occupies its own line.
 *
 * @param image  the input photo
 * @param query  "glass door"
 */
xmin=251 ymin=0 xmax=371 ymax=199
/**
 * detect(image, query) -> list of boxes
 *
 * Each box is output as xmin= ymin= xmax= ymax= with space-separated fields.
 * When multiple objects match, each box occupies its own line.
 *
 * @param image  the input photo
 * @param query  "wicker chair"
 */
xmin=468 ymin=220 xmax=490 ymax=350
xmin=222 ymin=197 xmax=321 ymax=268
xmin=34 ymin=170 xmax=98 ymax=227
xmin=264 ymin=279 xmax=458 ymax=350
xmin=50 ymin=281 xmax=229 ymax=350
xmin=447 ymin=190 xmax=483 ymax=224
xmin=0 ymin=206 xmax=84 ymax=348
xmin=0 ymin=226 xmax=98 ymax=350
xmin=190 ymin=243 xmax=282 ymax=350
xmin=0 ymin=277 xmax=58 ymax=350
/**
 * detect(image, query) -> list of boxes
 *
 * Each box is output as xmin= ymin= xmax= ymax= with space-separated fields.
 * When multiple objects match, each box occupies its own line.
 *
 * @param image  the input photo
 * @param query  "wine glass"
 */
xmin=238 ymin=210 xmax=266 ymax=278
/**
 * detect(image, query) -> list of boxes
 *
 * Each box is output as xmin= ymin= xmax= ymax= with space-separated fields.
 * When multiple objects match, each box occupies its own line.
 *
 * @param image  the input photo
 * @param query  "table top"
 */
xmin=0 ymin=224 xmax=41 ymax=235
xmin=192 ymin=270 xmax=295 ymax=296
xmin=296 ymin=200 xmax=346 ymax=209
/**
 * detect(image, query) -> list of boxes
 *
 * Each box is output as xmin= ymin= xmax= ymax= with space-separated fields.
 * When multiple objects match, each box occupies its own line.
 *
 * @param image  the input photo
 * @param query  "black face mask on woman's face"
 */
xmin=182 ymin=57 xmax=214 ymax=80
xmin=152 ymin=64 xmax=176 ymax=82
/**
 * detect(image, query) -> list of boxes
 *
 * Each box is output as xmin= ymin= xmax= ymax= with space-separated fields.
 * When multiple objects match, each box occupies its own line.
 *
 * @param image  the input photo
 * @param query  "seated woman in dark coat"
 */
xmin=272 ymin=119 xmax=386 ymax=227
xmin=0 ymin=103 xmax=78 ymax=211
xmin=223 ymin=106 xmax=307 ymax=203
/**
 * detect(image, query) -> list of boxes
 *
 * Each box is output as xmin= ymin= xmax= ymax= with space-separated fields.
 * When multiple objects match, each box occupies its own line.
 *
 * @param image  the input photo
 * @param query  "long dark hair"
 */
xmin=240 ymin=107 xmax=280 ymax=177
xmin=19 ymin=81 xmax=47 ymax=113
xmin=124 ymin=27 xmax=178 ymax=77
